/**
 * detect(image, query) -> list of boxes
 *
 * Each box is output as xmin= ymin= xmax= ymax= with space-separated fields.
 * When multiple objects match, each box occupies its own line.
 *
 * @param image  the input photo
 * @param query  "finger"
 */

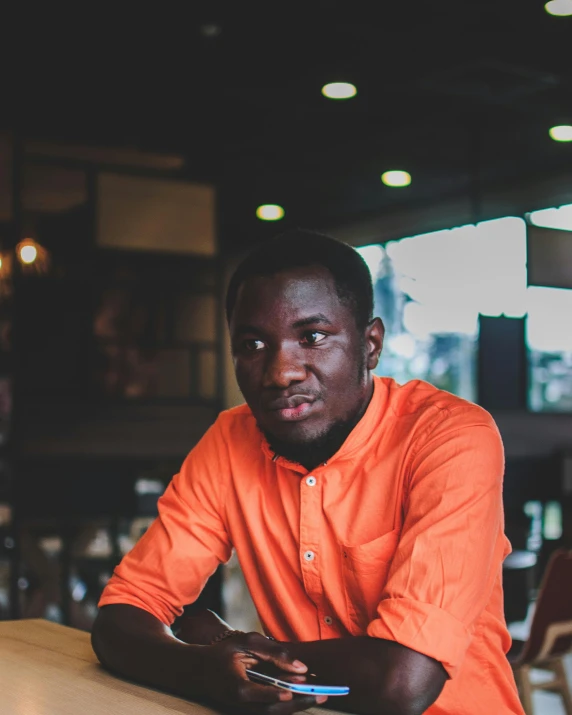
xmin=241 ymin=637 xmax=307 ymax=673
xmin=265 ymin=653 xmax=307 ymax=673
xmin=236 ymin=680 xmax=294 ymax=704
xmin=265 ymin=694 xmax=328 ymax=715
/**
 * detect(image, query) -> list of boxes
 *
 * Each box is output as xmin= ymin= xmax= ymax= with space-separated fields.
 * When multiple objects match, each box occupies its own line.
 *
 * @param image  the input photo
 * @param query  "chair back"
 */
xmin=517 ymin=549 xmax=572 ymax=665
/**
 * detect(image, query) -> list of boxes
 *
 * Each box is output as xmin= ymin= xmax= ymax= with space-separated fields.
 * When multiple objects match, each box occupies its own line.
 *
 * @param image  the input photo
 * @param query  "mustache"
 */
xmin=262 ymin=389 xmax=322 ymax=411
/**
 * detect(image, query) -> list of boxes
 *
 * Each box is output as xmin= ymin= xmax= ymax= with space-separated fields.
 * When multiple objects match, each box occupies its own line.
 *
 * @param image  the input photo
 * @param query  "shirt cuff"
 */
xmin=366 ymin=597 xmax=472 ymax=677
xmin=98 ymin=585 xmax=180 ymax=627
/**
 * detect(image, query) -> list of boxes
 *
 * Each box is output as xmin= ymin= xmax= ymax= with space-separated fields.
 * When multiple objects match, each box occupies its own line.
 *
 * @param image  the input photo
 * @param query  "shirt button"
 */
xmin=303 ymin=550 xmax=315 ymax=562
xmin=324 ymin=616 xmax=333 ymax=625
xmin=305 ymin=476 xmax=317 ymax=487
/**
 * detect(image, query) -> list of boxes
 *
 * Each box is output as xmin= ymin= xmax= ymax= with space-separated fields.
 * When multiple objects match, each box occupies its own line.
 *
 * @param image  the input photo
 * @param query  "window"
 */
xmin=526 ymin=203 xmax=572 ymax=412
xmin=527 ymin=287 xmax=572 ymax=412
xmin=358 ymin=217 xmax=527 ymax=401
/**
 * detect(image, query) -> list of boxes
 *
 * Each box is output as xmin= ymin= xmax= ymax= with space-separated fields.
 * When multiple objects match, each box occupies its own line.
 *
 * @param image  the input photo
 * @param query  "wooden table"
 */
xmin=0 ymin=619 xmax=333 ymax=715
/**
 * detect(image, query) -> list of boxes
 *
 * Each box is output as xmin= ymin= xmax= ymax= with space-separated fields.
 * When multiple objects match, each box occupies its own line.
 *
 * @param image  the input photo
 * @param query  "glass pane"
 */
xmin=358 ymin=217 xmax=527 ymax=401
xmin=527 ymin=286 xmax=572 ymax=412
xmin=528 ymin=203 xmax=572 ymax=231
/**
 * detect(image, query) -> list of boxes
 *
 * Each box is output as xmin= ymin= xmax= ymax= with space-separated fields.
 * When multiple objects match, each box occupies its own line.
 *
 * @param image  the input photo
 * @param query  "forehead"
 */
xmin=231 ymin=265 xmax=351 ymax=329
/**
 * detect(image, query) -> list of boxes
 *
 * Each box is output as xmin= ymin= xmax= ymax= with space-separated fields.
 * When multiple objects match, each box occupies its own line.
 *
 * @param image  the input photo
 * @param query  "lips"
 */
xmin=267 ymin=394 xmax=316 ymax=411
xmin=264 ymin=394 xmax=318 ymax=422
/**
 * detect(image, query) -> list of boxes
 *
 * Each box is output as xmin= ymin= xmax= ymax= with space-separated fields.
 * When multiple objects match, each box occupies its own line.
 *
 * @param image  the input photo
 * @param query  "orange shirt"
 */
xmin=99 ymin=376 xmax=524 ymax=714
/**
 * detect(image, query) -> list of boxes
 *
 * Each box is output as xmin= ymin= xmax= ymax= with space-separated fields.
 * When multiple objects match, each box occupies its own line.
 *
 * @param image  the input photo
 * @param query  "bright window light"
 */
xmin=402 ymin=300 xmax=479 ymax=338
xmin=357 ymin=245 xmax=385 ymax=279
xmin=549 ymin=125 xmax=572 ymax=142
xmin=526 ymin=286 xmax=572 ymax=353
xmin=543 ymin=501 xmax=563 ymax=540
xmin=321 ymin=82 xmax=357 ymax=100
xmin=528 ymin=203 xmax=572 ymax=231
xmin=362 ymin=210 xmax=572 ymax=411
xmin=387 ymin=217 xmax=527 ymax=321
xmin=545 ymin=0 xmax=572 ymax=15
xmin=527 ymin=285 xmax=572 ymax=412
xmin=387 ymin=334 xmax=416 ymax=359
xmin=256 ymin=205 xmax=285 ymax=221
xmin=359 ymin=217 xmax=525 ymax=402
xmin=381 ymin=170 xmax=411 ymax=187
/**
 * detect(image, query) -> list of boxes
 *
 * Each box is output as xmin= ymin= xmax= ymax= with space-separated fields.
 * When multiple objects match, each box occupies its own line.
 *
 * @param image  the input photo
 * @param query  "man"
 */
xmin=92 ymin=230 xmax=524 ymax=715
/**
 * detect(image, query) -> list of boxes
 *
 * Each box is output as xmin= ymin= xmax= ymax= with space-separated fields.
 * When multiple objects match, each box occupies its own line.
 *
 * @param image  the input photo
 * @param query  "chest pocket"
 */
xmin=341 ymin=528 xmax=400 ymax=634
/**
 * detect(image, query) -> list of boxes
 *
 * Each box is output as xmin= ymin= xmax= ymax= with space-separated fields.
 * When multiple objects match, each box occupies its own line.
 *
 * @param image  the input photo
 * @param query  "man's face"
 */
xmin=230 ymin=265 xmax=383 ymax=446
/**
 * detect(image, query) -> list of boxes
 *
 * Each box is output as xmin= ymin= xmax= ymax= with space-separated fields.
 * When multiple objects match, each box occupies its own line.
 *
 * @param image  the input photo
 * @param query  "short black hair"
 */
xmin=225 ymin=229 xmax=374 ymax=329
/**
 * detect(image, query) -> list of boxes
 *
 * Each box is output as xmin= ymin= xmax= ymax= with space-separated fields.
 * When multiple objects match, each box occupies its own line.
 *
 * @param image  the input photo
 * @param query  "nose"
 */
xmin=262 ymin=345 xmax=306 ymax=389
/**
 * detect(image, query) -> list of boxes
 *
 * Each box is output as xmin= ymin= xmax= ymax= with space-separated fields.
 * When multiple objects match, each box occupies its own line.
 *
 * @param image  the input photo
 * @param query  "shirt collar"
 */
xmin=259 ymin=375 xmax=389 ymax=474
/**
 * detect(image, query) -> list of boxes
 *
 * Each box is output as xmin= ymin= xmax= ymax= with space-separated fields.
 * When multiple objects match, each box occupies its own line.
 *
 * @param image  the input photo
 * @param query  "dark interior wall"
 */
xmin=493 ymin=412 xmax=572 ymax=459
xmin=7 ymin=198 xmax=224 ymax=461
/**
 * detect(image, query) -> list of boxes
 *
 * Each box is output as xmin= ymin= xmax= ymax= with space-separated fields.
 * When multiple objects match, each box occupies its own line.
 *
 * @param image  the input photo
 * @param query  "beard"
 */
xmin=262 ymin=419 xmax=357 ymax=470
xmin=261 ymin=402 xmax=367 ymax=471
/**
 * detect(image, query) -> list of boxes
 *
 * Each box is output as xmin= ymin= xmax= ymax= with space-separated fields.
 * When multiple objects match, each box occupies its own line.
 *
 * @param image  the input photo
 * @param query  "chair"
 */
xmin=509 ymin=549 xmax=572 ymax=714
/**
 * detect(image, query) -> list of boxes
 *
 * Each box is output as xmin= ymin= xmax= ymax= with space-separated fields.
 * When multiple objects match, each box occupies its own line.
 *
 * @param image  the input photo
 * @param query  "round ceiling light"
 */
xmin=381 ymin=170 xmax=412 ymax=187
xmin=256 ymin=204 xmax=285 ymax=221
xmin=545 ymin=0 xmax=572 ymax=15
xmin=19 ymin=243 xmax=38 ymax=264
xmin=321 ymin=82 xmax=357 ymax=100
xmin=549 ymin=125 xmax=572 ymax=142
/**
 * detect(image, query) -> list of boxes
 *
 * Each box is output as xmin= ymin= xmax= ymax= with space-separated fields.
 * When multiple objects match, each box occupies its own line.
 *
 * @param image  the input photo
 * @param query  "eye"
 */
xmin=300 ymin=331 xmax=327 ymax=345
xmin=243 ymin=338 xmax=266 ymax=351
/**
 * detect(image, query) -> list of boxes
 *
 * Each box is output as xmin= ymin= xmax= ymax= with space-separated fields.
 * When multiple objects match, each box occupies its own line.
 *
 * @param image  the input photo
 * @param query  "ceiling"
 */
xmin=3 ymin=1 xmax=572 ymax=250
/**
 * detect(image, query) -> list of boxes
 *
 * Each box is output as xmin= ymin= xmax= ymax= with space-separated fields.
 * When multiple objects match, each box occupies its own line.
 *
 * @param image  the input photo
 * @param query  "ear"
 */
xmin=365 ymin=317 xmax=384 ymax=370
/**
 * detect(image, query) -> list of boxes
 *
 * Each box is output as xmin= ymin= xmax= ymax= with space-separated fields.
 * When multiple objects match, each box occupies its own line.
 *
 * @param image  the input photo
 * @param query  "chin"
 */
xmin=261 ymin=419 xmax=325 ymax=445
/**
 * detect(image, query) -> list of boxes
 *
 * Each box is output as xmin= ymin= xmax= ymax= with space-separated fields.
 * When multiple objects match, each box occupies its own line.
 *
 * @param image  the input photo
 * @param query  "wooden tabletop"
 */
xmin=0 ymin=619 xmax=335 ymax=715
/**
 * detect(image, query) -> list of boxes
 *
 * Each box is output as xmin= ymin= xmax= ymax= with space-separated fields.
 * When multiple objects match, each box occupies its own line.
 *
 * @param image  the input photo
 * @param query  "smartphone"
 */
xmin=246 ymin=668 xmax=350 ymax=696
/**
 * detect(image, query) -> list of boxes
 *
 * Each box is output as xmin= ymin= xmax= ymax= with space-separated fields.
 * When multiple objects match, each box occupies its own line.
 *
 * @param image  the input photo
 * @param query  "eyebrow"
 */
xmin=292 ymin=314 xmax=333 ymax=328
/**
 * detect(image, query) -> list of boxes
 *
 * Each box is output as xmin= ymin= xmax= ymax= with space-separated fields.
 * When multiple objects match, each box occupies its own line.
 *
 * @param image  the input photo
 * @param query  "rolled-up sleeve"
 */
xmin=367 ymin=406 xmax=510 ymax=677
xmin=98 ymin=419 xmax=233 ymax=625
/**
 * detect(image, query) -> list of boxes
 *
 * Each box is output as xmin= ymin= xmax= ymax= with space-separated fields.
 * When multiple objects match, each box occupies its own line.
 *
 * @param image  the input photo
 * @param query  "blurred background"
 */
xmin=1 ymin=1 xmax=572 ymax=709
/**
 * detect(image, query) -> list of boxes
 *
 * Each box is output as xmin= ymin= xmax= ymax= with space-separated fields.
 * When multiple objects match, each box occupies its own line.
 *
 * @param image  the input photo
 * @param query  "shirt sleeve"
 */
xmin=98 ymin=418 xmax=233 ymax=625
xmin=366 ymin=405 xmax=509 ymax=677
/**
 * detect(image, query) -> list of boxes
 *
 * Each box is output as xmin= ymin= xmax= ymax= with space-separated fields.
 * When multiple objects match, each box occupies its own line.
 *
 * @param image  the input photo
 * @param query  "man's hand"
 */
xmin=92 ymin=605 xmax=327 ymax=715
xmin=175 ymin=609 xmax=233 ymax=645
xmin=200 ymin=631 xmax=328 ymax=714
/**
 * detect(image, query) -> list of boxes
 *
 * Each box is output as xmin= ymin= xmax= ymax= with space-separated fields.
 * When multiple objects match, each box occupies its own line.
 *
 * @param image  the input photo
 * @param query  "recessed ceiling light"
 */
xmin=256 ymin=204 xmax=285 ymax=221
xmin=549 ymin=125 xmax=572 ymax=142
xmin=19 ymin=244 xmax=38 ymax=264
xmin=381 ymin=170 xmax=412 ymax=187
xmin=545 ymin=0 xmax=572 ymax=16
xmin=321 ymin=82 xmax=357 ymax=100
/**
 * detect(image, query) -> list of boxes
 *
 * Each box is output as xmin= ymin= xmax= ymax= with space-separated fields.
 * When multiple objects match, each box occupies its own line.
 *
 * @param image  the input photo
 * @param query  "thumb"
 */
xmin=250 ymin=644 xmax=307 ymax=673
